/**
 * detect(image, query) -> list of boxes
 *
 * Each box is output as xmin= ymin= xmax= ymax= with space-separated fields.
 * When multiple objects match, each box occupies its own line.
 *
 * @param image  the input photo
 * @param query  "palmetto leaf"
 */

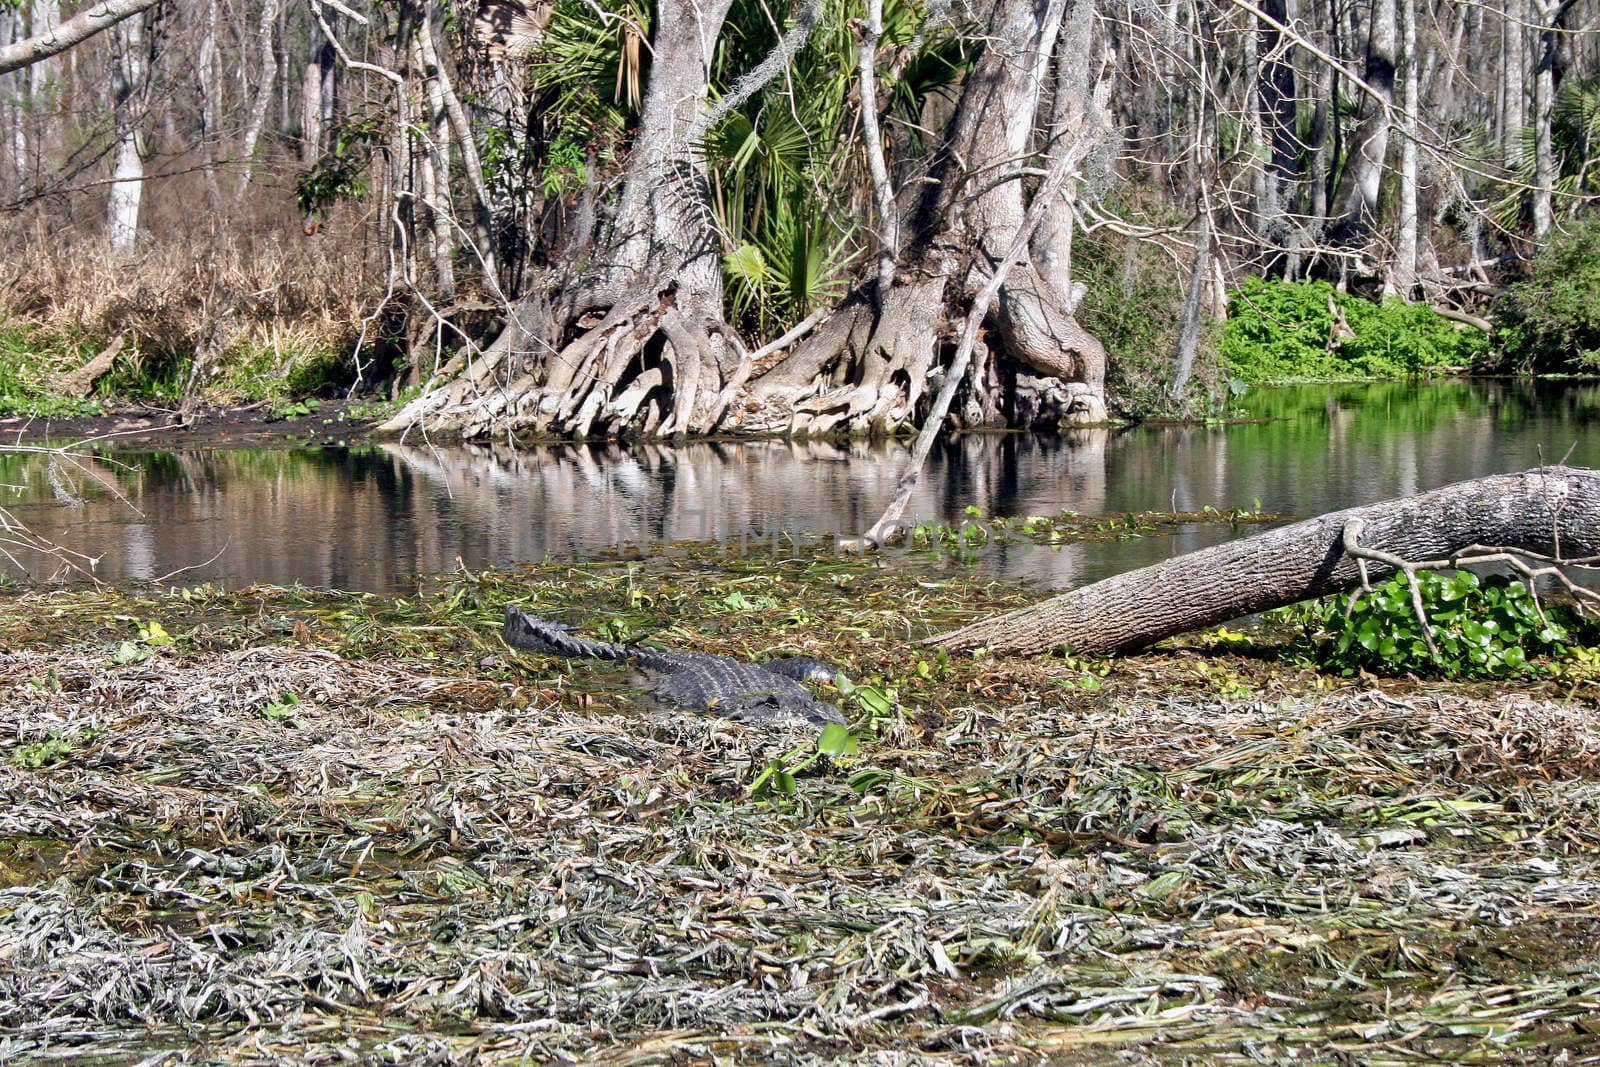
xmin=1492 ymin=77 xmax=1600 ymax=230
xmin=531 ymin=0 xmax=970 ymax=340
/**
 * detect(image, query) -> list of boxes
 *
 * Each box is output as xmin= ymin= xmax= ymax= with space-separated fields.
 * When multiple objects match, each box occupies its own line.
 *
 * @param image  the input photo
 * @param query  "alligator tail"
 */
xmin=503 ymin=605 xmax=631 ymax=662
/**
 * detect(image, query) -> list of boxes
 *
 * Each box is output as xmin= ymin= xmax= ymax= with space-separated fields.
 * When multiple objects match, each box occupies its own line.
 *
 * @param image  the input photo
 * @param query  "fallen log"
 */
xmin=928 ymin=466 xmax=1600 ymax=657
xmin=58 ymin=336 xmax=124 ymax=399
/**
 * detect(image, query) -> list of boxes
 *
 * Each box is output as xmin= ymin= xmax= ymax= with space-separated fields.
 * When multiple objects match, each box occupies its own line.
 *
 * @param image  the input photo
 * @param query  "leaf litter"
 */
xmin=0 ymin=543 xmax=1596 ymax=1063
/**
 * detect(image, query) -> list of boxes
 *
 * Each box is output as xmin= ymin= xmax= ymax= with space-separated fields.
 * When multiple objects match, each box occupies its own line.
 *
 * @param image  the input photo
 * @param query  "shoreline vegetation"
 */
xmin=3 ymin=219 xmax=1597 ymax=443
xmin=2 ymin=545 xmax=1598 ymax=1061
xmin=0 ymin=370 xmax=1589 ymax=452
xmin=3 ymin=0 xmax=1597 ymax=1054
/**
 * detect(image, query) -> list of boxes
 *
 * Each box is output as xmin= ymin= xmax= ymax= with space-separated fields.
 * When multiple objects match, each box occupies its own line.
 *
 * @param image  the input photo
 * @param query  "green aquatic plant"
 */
xmin=1494 ymin=218 xmax=1600 ymax=373
xmin=268 ymin=398 xmax=322 ymax=421
xmin=749 ymin=721 xmax=859 ymax=798
xmin=11 ymin=734 xmax=75 ymax=769
xmin=259 ymin=693 xmax=302 ymax=722
xmin=1304 ymin=570 xmax=1593 ymax=678
xmin=1223 ymin=277 xmax=1490 ymax=382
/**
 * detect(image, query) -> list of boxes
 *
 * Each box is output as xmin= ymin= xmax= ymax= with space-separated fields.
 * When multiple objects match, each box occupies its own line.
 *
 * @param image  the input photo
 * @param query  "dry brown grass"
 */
xmin=0 ymin=205 xmax=386 ymax=375
xmin=1 ymin=557 xmax=1598 ymax=1062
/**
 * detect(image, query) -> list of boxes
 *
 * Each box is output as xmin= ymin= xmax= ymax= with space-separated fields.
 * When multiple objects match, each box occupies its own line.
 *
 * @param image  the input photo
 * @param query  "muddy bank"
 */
xmin=1 ymin=549 xmax=1598 ymax=1063
xmin=0 ymin=399 xmax=383 ymax=450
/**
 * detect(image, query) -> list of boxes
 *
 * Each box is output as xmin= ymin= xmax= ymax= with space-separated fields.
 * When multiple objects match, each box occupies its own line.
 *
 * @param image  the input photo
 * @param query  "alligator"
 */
xmin=502 ymin=606 xmax=848 ymax=727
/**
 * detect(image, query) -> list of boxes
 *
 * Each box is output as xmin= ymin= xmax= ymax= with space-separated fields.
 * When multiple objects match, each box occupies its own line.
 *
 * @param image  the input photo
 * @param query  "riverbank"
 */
xmin=0 ymin=398 xmax=386 ymax=450
xmin=2 ymin=547 xmax=1597 ymax=1062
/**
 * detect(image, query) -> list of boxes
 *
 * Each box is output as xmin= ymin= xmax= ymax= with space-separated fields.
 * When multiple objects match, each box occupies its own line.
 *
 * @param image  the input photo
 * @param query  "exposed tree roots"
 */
xmin=379 ymin=273 xmax=1107 ymax=442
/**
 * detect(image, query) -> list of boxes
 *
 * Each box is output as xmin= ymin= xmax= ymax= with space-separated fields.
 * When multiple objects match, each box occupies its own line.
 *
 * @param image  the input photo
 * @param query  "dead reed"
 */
xmin=0 ymin=208 xmax=383 ymax=391
xmin=0 ymin=554 xmax=1596 ymax=1063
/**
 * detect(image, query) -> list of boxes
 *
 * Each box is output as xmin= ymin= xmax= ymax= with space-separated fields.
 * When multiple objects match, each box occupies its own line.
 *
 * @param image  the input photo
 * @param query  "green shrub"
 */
xmin=214 ymin=342 xmax=344 ymax=403
xmin=1075 ymin=226 xmax=1207 ymax=414
xmin=1305 ymin=570 xmax=1591 ymax=678
xmin=1494 ymin=218 xmax=1600 ymax=373
xmin=1223 ymin=277 xmax=1490 ymax=382
xmin=0 ymin=321 xmax=108 ymax=416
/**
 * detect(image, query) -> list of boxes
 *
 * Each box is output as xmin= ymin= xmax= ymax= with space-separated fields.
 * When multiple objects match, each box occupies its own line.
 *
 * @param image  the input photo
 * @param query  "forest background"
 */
xmin=0 ymin=0 xmax=1597 ymax=437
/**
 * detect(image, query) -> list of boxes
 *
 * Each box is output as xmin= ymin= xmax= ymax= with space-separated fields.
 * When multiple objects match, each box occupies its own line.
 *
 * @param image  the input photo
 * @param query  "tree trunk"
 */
xmin=301 ymin=18 xmax=334 ymax=165
xmin=1390 ymin=0 xmax=1418 ymax=293
xmin=747 ymin=0 xmax=1112 ymax=435
xmin=417 ymin=5 xmax=497 ymax=281
xmin=857 ymin=0 xmax=898 ymax=298
xmin=106 ymin=12 xmax=146 ymax=254
xmin=1332 ymin=0 xmax=1396 ymax=248
xmin=1307 ymin=18 xmax=1329 ymax=226
xmin=952 ymin=0 xmax=1106 ymax=421
xmin=414 ymin=32 xmax=456 ymax=301
xmin=234 ymin=0 xmax=279 ymax=203
xmin=1170 ymin=204 xmax=1210 ymax=400
xmin=1255 ymin=0 xmax=1298 ymax=267
xmin=380 ymin=0 xmax=741 ymax=440
xmin=1 ymin=10 xmax=23 ymax=190
xmin=1504 ymin=0 xmax=1527 ymax=167
xmin=1033 ymin=0 xmax=1095 ymax=322
xmin=929 ymin=466 xmax=1600 ymax=657
xmin=1530 ymin=0 xmax=1575 ymax=240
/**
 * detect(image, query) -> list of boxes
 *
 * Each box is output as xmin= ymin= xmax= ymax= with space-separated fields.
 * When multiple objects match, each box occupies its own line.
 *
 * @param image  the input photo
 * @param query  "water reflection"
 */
xmin=2 ymin=380 xmax=1596 ymax=593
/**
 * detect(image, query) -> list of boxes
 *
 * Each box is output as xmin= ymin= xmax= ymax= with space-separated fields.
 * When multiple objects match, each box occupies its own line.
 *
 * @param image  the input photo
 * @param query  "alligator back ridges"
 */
xmin=503 ymin=606 xmax=847 ymax=727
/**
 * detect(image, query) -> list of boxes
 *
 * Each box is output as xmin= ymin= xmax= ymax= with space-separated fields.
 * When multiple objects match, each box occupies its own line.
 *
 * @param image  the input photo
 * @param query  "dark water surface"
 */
xmin=4 ymin=380 xmax=1596 ymax=593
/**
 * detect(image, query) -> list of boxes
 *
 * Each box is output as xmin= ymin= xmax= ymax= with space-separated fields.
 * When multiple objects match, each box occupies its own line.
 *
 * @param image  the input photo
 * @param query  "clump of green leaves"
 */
xmin=1307 ymin=570 xmax=1591 ymax=677
xmin=295 ymin=113 xmax=388 ymax=217
xmin=260 ymin=693 xmax=301 ymax=722
xmin=1494 ymin=218 xmax=1600 ymax=373
xmin=1223 ymin=277 xmax=1490 ymax=382
xmin=748 ymin=677 xmax=896 ymax=799
xmin=112 ymin=618 xmax=175 ymax=665
xmin=0 ymin=321 xmax=110 ymax=416
xmin=749 ymin=722 xmax=859 ymax=798
xmin=11 ymin=727 xmax=97 ymax=769
xmin=12 ymin=734 xmax=75 ymax=769
xmin=268 ymin=397 xmax=322 ymax=421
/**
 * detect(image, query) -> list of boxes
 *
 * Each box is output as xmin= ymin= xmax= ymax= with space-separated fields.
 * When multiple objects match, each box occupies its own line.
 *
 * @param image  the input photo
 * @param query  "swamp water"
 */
xmin=3 ymin=379 xmax=1597 ymax=592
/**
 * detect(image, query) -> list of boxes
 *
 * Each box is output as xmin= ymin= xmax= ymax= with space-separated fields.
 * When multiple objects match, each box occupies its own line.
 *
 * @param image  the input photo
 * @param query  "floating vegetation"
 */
xmin=905 ymin=504 xmax=1284 ymax=553
xmin=0 ymin=547 xmax=1597 ymax=1062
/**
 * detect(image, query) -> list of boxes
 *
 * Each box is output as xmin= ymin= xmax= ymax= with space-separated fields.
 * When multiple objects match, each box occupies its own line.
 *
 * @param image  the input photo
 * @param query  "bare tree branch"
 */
xmin=0 ymin=0 xmax=163 ymax=76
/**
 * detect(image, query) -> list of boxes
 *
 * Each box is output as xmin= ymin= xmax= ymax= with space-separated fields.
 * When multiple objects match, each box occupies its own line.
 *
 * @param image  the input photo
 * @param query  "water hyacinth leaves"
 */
xmin=1315 ymin=570 xmax=1588 ymax=678
xmin=749 ymin=721 xmax=858 ymax=797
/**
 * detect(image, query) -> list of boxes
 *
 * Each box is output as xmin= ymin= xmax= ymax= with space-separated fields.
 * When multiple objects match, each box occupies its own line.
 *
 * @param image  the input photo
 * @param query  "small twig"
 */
xmin=1342 ymin=518 xmax=1439 ymax=660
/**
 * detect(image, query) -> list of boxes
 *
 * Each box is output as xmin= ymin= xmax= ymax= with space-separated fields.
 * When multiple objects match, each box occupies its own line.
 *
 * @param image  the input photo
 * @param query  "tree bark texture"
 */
xmin=1254 ymin=0 xmax=1299 ymax=265
xmin=106 ymin=13 xmax=146 ymax=253
xmin=234 ymin=0 xmax=279 ymax=202
xmin=1333 ymin=0 xmax=1395 ymax=247
xmin=0 ymin=0 xmax=159 ymax=76
xmin=746 ymin=0 xmax=1112 ymax=436
xmin=929 ymin=466 xmax=1600 ymax=656
xmin=1531 ymin=0 xmax=1576 ymax=239
xmin=1391 ymin=0 xmax=1418 ymax=293
xmin=380 ymin=0 xmax=740 ymax=440
xmin=946 ymin=0 xmax=1107 ymax=420
xmin=1503 ymin=0 xmax=1527 ymax=166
